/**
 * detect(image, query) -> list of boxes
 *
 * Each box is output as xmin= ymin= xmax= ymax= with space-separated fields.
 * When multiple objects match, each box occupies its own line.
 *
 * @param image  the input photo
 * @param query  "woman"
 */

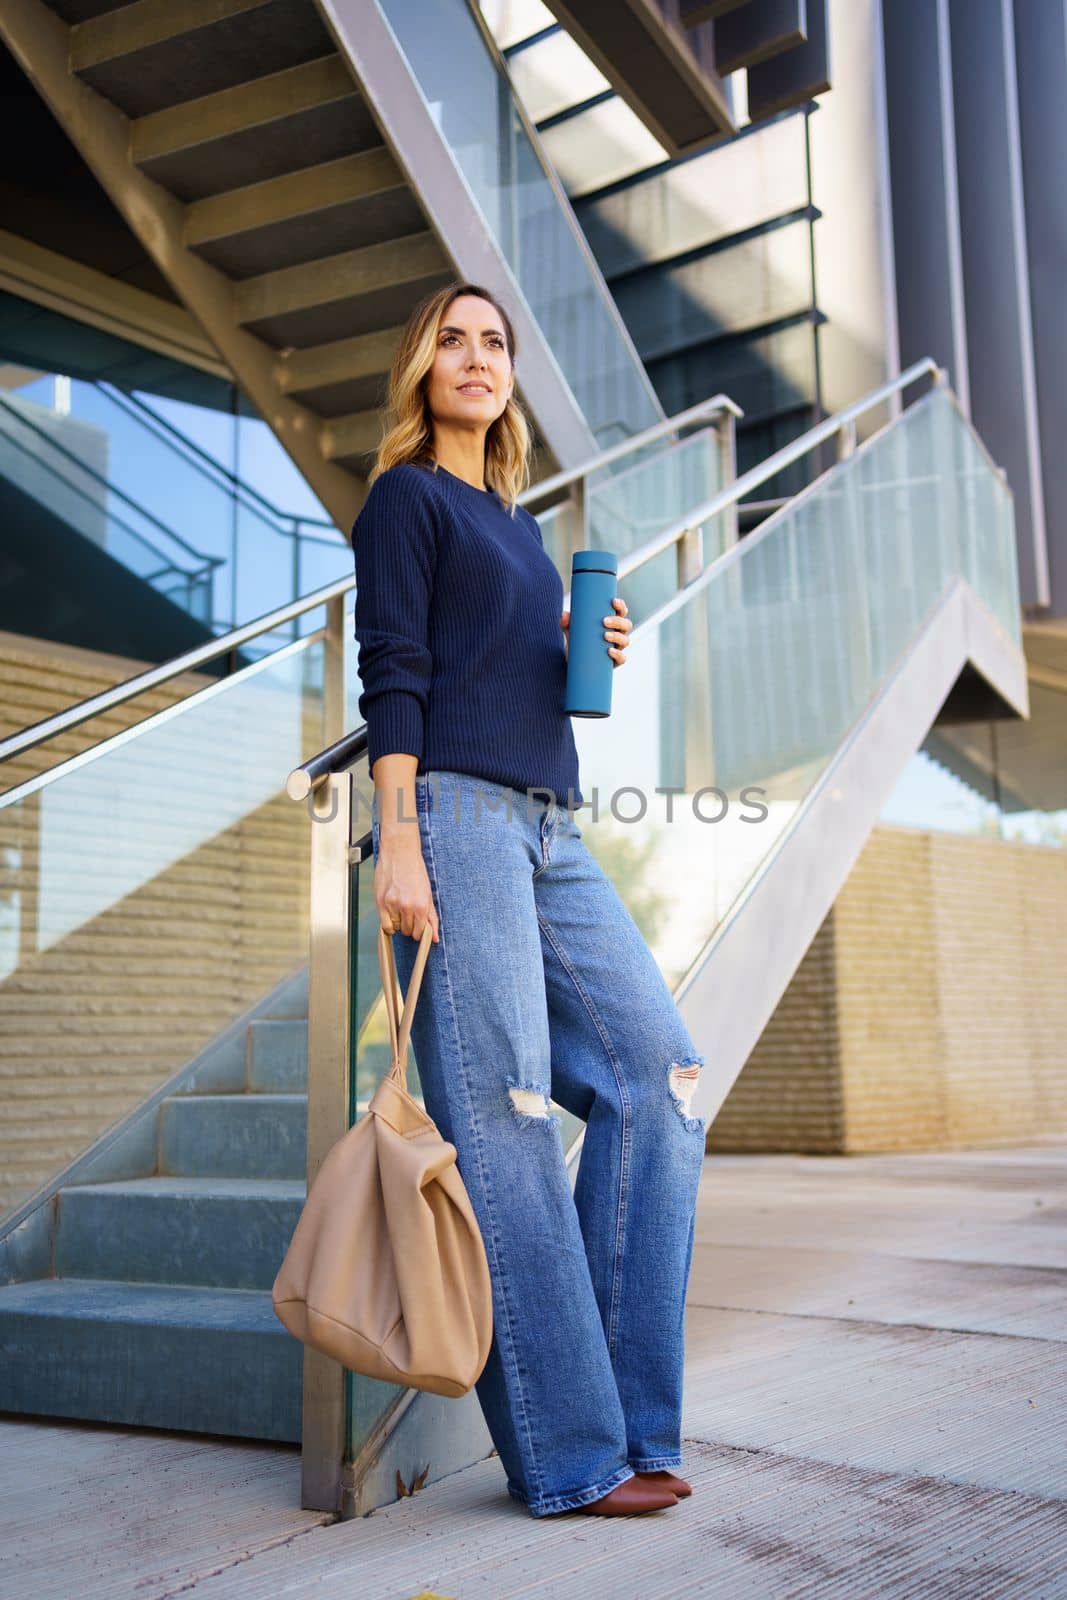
xmin=352 ymin=281 xmax=707 ymax=1519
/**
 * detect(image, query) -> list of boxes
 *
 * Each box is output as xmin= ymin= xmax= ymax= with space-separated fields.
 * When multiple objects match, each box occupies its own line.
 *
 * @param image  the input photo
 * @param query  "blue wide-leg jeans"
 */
xmin=372 ymin=770 xmax=707 ymax=1517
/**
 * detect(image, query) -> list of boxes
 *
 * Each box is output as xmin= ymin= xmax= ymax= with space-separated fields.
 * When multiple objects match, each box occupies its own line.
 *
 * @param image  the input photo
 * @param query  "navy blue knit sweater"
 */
xmin=352 ymin=460 xmax=584 ymax=807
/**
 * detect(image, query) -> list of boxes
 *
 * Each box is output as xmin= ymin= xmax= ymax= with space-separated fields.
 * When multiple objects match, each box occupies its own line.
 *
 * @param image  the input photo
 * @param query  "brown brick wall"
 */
xmin=706 ymin=914 xmax=847 ymax=1152
xmin=709 ymin=824 xmax=1067 ymax=1153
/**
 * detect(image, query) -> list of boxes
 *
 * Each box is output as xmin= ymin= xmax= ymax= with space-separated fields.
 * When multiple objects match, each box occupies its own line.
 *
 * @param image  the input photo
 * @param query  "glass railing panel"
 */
xmin=377 ymin=0 xmax=662 ymax=445
xmin=570 ymin=388 xmax=1020 ymax=988
xmin=949 ymin=405 xmax=1022 ymax=646
xmin=585 ymin=430 xmax=721 ymax=551
xmin=0 ymin=639 xmax=326 ymax=1224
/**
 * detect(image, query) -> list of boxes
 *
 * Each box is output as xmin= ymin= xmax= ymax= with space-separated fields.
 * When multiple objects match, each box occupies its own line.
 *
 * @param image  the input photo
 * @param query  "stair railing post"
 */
xmin=717 ymin=410 xmax=739 ymax=551
xmin=291 ymin=518 xmax=302 ymax=640
xmin=676 ymin=525 xmax=703 ymax=590
xmin=834 ymin=418 xmax=874 ymax=707
xmin=323 ymin=593 xmax=347 ymax=749
xmin=300 ymin=768 xmax=354 ymax=1511
xmin=836 ymin=419 xmax=858 ymax=462
xmin=675 ymin=524 xmax=716 ymax=792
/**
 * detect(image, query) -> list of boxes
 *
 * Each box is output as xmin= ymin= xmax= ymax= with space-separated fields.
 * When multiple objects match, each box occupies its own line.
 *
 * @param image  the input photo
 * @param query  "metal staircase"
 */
xmin=0 ymin=0 xmax=662 ymax=528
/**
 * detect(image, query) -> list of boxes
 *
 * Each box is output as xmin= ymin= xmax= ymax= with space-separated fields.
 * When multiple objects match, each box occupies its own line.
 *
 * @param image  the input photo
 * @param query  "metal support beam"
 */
xmin=882 ymin=0 xmax=971 ymax=415
xmin=320 ymin=410 xmax=382 ymax=464
xmin=716 ymin=409 xmax=739 ymax=546
xmin=0 ymin=227 xmax=227 ymax=379
xmin=746 ymin=0 xmax=829 ymax=120
xmin=1012 ymin=0 xmax=1067 ymax=614
xmin=313 ymin=0 xmax=602 ymax=468
xmin=301 ymin=767 xmax=354 ymax=1512
xmin=540 ymin=0 xmax=736 ymax=155
xmin=70 ymin=0 xmax=270 ymax=72
xmin=949 ymin=0 xmax=1050 ymax=608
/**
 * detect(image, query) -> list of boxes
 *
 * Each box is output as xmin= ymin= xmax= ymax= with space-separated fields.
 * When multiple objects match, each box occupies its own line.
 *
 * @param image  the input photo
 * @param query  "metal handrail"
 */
xmin=0 ymin=629 xmax=326 ymax=811
xmin=519 ymin=393 xmax=742 ymax=506
xmin=0 ymin=396 xmax=740 ymax=768
xmin=612 ymin=360 xmax=944 ymax=587
xmin=0 ymin=570 xmax=354 ymax=768
xmin=287 ymin=358 xmax=946 ymax=799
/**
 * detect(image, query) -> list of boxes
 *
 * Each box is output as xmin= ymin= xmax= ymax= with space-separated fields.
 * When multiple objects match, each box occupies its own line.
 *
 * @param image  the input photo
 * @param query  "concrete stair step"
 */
xmin=159 ymin=1093 xmax=306 ymax=1180
xmin=56 ymin=1177 xmax=306 ymax=1290
xmin=246 ymin=1019 xmax=308 ymax=1092
xmin=0 ymin=1278 xmax=301 ymax=1442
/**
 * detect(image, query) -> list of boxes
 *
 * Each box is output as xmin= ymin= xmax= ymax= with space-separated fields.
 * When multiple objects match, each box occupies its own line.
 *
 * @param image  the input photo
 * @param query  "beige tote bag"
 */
xmin=272 ymin=923 xmax=493 ymax=1397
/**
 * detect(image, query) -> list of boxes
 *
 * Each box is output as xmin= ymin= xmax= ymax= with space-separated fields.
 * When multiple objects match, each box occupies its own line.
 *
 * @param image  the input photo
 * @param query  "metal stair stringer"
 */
xmin=676 ymin=576 xmax=1030 ymax=1129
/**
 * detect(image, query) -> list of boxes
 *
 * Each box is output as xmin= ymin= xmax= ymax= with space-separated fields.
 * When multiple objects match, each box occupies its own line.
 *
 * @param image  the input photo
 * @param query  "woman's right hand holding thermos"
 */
xmin=372 ymin=755 xmax=440 ymax=945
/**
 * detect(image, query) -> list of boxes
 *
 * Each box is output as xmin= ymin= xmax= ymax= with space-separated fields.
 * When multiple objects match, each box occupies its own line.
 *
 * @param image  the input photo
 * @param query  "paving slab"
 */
xmin=0 ymin=1417 xmax=328 ymax=1600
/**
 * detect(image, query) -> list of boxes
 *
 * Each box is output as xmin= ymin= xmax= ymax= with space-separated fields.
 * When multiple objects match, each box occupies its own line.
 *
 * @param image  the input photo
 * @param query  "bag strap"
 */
xmin=378 ymin=923 xmax=435 ymax=1087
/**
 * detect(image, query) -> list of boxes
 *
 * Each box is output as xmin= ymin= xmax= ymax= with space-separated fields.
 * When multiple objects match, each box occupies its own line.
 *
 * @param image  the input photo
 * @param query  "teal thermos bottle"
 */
xmin=564 ymin=548 xmax=618 ymax=717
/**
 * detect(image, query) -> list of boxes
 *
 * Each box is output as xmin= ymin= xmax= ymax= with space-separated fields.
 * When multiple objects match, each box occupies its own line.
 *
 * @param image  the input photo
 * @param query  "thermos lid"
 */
xmin=571 ymin=548 xmax=618 ymax=574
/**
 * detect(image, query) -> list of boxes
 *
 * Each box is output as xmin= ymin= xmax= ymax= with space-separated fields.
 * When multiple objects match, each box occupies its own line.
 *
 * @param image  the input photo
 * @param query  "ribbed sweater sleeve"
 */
xmin=351 ymin=466 xmax=439 ymax=773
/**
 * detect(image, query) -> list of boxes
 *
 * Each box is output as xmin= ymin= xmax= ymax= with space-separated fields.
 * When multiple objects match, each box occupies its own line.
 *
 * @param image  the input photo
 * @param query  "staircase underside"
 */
xmin=926 ymin=622 xmax=1067 ymax=816
xmin=0 ymin=0 xmax=600 ymax=531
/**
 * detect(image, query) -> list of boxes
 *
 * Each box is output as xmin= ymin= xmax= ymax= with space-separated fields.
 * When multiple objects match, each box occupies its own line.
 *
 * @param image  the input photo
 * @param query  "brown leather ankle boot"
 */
xmin=635 ymin=1468 xmax=692 ymax=1497
xmin=565 ymin=1475 xmax=678 ymax=1515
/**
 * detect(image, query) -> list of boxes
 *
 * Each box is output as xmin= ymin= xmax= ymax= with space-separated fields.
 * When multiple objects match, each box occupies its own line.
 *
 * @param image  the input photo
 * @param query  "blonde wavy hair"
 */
xmin=370 ymin=282 xmax=531 ymax=512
